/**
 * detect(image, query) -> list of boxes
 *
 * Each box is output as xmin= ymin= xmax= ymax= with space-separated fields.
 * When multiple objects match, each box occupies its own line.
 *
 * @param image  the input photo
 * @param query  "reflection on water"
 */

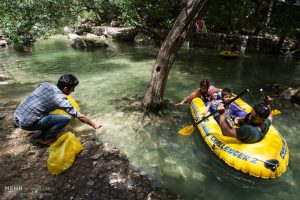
xmin=1 ymin=36 xmax=300 ymax=200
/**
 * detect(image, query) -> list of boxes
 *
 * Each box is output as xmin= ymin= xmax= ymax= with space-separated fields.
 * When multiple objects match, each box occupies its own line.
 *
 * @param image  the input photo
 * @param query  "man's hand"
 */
xmin=217 ymin=103 xmax=225 ymax=115
xmin=78 ymin=114 xmax=102 ymax=129
xmin=92 ymin=122 xmax=102 ymax=129
xmin=264 ymin=95 xmax=272 ymax=106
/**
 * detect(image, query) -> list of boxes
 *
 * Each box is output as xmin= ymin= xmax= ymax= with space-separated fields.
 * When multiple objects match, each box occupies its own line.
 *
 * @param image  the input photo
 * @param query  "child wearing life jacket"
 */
xmin=202 ymin=88 xmax=247 ymax=126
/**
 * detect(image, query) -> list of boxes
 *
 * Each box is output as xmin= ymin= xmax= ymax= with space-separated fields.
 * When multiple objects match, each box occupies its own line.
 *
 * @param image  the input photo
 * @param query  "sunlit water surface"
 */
xmin=1 ymin=36 xmax=300 ymax=200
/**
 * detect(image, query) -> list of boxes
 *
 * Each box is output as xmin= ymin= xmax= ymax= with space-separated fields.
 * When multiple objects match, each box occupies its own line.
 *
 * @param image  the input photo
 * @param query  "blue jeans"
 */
xmin=33 ymin=114 xmax=71 ymax=140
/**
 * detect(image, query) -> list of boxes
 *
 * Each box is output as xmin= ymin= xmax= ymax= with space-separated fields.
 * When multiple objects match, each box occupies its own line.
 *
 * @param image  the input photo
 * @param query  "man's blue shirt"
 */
xmin=14 ymin=82 xmax=80 ymax=128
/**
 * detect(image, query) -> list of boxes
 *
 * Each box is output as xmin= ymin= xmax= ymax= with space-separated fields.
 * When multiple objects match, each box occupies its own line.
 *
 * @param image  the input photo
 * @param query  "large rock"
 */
xmin=0 ymin=39 xmax=8 ymax=47
xmin=0 ymin=74 xmax=10 ymax=81
xmin=105 ymin=26 xmax=138 ymax=42
xmin=68 ymin=34 xmax=87 ymax=49
xmin=279 ymin=87 xmax=299 ymax=101
xmin=83 ymin=34 xmax=108 ymax=48
xmin=68 ymin=33 xmax=108 ymax=49
xmin=90 ymin=26 xmax=106 ymax=36
xmin=111 ymin=20 xmax=121 ymax=27
xmin=291 ymin=90 xmax=300 ymax=103
xmin=270 ymin=84 xmax=300 ymax=104
xmin=134 ymin=33 xmax=155 ymax=45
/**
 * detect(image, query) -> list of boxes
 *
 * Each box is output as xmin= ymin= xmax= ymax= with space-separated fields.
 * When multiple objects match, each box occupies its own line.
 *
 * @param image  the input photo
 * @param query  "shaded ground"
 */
xmin=0 ymin=106 xmax=181 ymax=200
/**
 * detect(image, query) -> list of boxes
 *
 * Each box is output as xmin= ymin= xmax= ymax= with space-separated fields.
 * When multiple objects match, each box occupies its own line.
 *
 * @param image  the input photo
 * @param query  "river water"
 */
xmin=1 ymin=36 xmax=300 ymax=200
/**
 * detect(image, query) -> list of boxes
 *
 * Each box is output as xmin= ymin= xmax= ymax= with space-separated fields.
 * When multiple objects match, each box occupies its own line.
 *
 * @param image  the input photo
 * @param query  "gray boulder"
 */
xmin=68 ymin=33 xmax=108 ymax=49
xmin=291 ymin=90 xmax=300 ymax=104
xmin=279 ymin=87 xmax=299 ymax=101
xmin=134 ymin=33 xmax=155 ymax=45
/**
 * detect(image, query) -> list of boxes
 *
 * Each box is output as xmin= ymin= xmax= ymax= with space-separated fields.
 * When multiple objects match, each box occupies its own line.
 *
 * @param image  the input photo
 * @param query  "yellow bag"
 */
xmin=50 ymin=95 xmax=80 ymax=115
xmin=47 ymin=132 xmax=83 ymax=175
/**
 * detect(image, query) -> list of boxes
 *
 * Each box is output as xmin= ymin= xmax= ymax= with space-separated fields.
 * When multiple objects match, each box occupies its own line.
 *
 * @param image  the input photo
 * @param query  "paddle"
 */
xmin=178 ymin=89 xmax=250 ymax=136
xmin=259 ymin=89 xmax=281 ymax=116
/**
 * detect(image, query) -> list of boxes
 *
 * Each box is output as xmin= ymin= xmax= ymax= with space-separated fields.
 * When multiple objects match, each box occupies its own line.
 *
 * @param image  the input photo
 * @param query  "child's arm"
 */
xmin=176 ymin=90 xmax=199 ymax=106
xmin=202 ymin=103 xmax=212 ymax=115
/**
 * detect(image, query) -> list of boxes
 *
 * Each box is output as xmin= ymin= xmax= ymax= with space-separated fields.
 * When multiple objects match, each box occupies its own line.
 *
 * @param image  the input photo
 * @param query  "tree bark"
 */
xmin=265 ymin=0 xmax=274 ymax=27
xmin=142 ymin=0 xmax=210 ymax=111
xmin=271 ymin=32 xmax=287 ymax=54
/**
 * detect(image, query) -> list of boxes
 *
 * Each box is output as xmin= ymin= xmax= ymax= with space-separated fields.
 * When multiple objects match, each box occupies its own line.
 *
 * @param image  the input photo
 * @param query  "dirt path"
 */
xmin=0 ymin=106 xmax=181 ymax=200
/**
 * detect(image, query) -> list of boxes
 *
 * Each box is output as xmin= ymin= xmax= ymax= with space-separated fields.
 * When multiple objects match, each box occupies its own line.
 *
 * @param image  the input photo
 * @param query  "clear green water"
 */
xmin=1 ymin=36 xmax=300 ymax=200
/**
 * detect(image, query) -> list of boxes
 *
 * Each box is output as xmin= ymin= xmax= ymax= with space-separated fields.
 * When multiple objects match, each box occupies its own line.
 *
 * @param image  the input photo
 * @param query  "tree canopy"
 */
xmin=0 ymin=0 xmax=78 ymax=48
xmin=0 ymin=0 xmax=299 ymax=48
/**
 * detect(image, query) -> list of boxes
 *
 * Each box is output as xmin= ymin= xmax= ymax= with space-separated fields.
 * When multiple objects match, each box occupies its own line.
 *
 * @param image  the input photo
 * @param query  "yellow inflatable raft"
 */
xmin=219 ymin=50 xmax=240 ymax=57
xmin=190 ymin=97 xmax=289 ymax=179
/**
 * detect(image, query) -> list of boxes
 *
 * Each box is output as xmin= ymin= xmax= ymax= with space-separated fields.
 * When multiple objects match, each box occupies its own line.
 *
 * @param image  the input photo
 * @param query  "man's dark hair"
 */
xmin=57 ymin=74 xmax=79 ymax=90
xmin=221 ymin=88 xmax=232 ymax=97
xmin=253 ymin=103 xmax=270 ymax=119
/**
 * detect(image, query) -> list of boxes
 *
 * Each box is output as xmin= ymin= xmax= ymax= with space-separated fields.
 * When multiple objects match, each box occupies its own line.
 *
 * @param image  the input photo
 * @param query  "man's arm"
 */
xmin=78 ymin=114 xmax=102 ymax=129
xmin=57 ymin=95 xmax=102 ymax=129
xmin=217 ymin=104 xmax=237 ymax=137
xmin=265 ymin=95 xmax=273 ymax=122
xmin=234 ymin=116 xmax=246 ymax=126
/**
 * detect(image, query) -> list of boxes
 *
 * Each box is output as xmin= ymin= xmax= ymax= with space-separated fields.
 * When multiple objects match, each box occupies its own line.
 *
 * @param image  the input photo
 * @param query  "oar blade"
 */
xmin=272 ymin=109 xmax=281 ymax=116
xmin=178 ymin=125 xmax=195 ymax=136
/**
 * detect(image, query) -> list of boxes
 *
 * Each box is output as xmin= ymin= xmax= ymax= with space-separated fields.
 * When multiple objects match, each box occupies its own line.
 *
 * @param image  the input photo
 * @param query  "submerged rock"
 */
xmin=264 ymin=84 xmax=300 ymax=104
xmin=291 ymin=90 xmax=300 ymax=104
xmin=134 ymin=33 xmax=155 ymax=45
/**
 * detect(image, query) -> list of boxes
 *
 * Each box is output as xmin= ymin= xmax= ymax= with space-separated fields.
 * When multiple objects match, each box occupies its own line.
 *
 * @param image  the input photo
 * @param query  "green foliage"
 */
xmin=0 ymin=0 xmax=299 ymax=50
xmin=271 ymin=2 xmax=300 ymax=35
xmin=78 ymin=0 xmax=121 ymax=22
xmin=206 ymin=0 xmax=253 ymax=33
xmin=115 ymin=0 xmax=178 ymax=27
xmin=204 ymin=0 xmax=300 ymax=37
xmin=0 ymin=0 xmax=77 ymax=49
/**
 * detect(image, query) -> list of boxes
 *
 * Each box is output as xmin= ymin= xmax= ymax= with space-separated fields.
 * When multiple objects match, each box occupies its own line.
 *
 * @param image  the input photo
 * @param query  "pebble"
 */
xmin=87 ymin=180 xmax=94 ymax=186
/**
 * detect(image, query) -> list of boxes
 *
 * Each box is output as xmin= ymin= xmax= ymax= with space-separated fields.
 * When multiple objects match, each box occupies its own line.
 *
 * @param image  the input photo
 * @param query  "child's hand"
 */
xmin=175 ymin=101 xmax=184 ymax=106
xmin=234 ymin=118 xmax=239 ymax=125
xmin=201 ymin=111 xmax=207 ymax=116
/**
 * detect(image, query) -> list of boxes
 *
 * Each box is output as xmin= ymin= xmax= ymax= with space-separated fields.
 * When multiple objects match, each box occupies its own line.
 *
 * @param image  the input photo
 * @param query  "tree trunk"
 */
xmin=265 ymin=0 xmax=274 ymax=27
xmin=253 ymin=1 xmax=263 ymax=35
xmin=142 ymin=0 xmax=210 ymax=111
xmin=271 ymin=33 xmax=286 ymax=54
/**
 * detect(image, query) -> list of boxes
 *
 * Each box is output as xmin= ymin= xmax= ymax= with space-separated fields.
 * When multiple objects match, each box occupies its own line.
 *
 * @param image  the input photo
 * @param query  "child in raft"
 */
xmin=202 ymin=88 xmax=247 ymax=126
xmin=176 ymin=79 xmax=221 ymax=106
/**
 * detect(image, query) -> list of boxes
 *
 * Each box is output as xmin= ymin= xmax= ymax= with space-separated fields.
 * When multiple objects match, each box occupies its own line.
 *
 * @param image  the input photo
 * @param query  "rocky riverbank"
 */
xmin=0 ymin=106 xmax=181 ymax=200
xmin=69 ymin=22 xmax=300 ymax=56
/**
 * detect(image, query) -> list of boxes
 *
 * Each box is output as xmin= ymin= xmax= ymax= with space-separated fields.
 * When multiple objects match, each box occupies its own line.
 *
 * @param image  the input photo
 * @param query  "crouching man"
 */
xmin=14 ymin=74 xmax=101 ymax=146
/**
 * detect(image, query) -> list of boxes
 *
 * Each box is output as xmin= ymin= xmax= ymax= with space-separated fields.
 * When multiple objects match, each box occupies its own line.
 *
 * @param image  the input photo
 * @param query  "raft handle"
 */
xmin=264 ymin=159 xmax=280 ymax=172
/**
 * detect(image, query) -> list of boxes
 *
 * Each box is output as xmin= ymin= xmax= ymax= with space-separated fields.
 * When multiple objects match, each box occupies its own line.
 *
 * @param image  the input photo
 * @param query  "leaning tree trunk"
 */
xmin=271 ymin=32 xmax=287 ymax=55
xmin=142 ymin=0 xmax=210 ymax=111
xmin=265 ymin=0 xmax=274 ymax=27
